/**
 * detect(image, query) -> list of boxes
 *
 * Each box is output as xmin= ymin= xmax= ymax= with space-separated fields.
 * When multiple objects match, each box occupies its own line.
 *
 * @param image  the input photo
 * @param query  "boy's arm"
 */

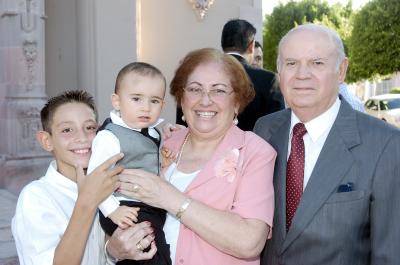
xmin=53 ymin=155 xmax=123 ymax=265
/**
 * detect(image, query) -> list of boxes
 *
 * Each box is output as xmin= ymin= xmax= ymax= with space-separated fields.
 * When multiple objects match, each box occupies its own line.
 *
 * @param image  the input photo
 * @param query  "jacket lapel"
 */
xmin=281 ymin=100 xmax=361 ymax=253
xmin=266 ymin=112 xmax=291 ymax=245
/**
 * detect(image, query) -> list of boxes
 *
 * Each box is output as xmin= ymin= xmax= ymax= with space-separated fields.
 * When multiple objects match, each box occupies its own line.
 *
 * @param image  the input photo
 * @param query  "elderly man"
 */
xmin=255 ymin=24 xmax=400 ymax=265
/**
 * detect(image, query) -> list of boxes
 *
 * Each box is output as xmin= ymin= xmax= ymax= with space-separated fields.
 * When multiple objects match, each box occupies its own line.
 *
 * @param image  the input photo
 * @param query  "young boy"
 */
xmin=87 ymin=62 xmax=171 ymax=265
xmin=11 ymin=90 xmax=126 ymax=265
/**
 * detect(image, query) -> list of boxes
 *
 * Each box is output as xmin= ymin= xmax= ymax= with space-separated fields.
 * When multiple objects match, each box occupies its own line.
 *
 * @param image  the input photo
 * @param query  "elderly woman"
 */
xmin=117 ymin=48 xmax=276 ymax=265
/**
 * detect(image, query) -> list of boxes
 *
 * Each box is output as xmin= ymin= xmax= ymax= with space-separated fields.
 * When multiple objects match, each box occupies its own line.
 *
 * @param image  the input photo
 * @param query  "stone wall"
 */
xmin=0 ymin=190 xmax=18 ymax=265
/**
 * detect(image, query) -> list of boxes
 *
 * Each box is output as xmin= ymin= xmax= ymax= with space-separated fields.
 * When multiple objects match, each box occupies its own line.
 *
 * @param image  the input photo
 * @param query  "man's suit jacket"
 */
xmin=176 ymin=54 xmax=284 ymax=131
xmin=230 ymin=54 xmax=283 ymax=131
xmin=254 ymin=99 xmax=400 ymax=265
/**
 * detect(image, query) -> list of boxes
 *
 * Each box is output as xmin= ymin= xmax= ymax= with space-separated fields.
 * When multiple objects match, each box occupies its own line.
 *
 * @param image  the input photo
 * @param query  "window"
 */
xmin=365 ymin=100 xmax=378 ymax=111
xmin=386 ymin=99 xmax=400 ymax=110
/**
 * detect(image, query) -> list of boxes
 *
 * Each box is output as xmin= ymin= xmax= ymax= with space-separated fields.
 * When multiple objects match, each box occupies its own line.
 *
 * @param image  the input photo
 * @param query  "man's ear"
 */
xmin=111 ymin=93 xmax=121 ymax=110
xmin=36 ymin=130 xmax=53 ymax=152
xmin=338 ymin=57 xmax=349 ymax=83
xmin=246 ymin=39 xmax=255 ymax=55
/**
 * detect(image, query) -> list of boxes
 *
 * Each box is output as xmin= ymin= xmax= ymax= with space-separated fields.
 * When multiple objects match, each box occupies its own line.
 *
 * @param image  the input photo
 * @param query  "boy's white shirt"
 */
xmin=12 ymin=161 xmax=111 ymax=265
xmin=87 ymin=110 xmax=163 ymax=217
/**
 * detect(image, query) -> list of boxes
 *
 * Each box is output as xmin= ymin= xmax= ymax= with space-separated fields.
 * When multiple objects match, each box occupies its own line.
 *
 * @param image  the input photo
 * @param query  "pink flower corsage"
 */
xmin=215 ymin=148 xmax=240 ymax=183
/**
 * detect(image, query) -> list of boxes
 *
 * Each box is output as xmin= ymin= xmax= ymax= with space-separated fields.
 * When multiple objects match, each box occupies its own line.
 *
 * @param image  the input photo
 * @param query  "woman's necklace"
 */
xmin=168 ymin=132 xmax=190 ymax=182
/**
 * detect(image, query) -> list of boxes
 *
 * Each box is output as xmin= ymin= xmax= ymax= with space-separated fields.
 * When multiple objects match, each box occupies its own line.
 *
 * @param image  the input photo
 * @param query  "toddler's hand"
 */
xmin=161 ymin=123 xmax=186 ymax=139
xmin=109 ymin=206 xmax=139 ymax=229
xmin=161 ymin=147 xmax=177 ymax=169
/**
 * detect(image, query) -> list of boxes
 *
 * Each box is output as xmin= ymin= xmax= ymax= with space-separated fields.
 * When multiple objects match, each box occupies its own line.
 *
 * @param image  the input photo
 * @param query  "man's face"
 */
xmin=278 ymin=30 xmax=347 ymax=122
xmin=252 ymin=46 xmax=263 ymax=68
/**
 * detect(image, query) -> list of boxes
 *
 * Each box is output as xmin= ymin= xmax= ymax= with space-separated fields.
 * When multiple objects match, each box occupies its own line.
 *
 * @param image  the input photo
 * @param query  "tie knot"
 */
xmin=292 ymin=123 xmax=307 ymax=138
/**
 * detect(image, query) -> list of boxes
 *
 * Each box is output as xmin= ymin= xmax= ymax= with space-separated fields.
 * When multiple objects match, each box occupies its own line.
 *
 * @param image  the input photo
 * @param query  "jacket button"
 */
xmin=179 ymin=258 xmax=184 ymax=263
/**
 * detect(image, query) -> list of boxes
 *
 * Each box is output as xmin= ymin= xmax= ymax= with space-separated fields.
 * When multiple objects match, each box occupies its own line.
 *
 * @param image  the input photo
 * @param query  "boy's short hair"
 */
xmin=114 ymin=62 xmax=166 ymax=94
xmin=40 ymin=90 xmax=97 ymax=133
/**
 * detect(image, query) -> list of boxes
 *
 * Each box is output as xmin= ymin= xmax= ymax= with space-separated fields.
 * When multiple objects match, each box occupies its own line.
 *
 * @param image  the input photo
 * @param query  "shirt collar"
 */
xmin=110 ymin=110 xmax=164 ymax=131
xmin=43 ymin=161 xmax=78 ymax=197
xmin=290 ymin=97 xmax=341 ymax=142
xmin=226 ymin=52 xmax=246 ymax=60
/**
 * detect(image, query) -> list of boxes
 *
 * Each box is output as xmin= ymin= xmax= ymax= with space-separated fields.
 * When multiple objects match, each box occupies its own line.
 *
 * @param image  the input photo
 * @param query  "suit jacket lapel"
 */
xmin=258 ymin=110 xmax=291 ymax=245
xmin=272 ymin=116 xmax=291 ymax=245
xmin=281 ymin=100 xmax=361 ymax=253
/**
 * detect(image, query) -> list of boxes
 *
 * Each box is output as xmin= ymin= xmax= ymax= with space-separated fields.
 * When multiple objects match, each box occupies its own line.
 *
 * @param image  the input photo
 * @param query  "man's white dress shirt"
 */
xmin=289 ymin=98 xmax=340 ymax=189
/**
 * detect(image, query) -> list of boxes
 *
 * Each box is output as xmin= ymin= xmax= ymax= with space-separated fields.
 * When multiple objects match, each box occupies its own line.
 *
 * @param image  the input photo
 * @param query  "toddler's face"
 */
xmin=113 ymin=73 xmax=165 ymax=129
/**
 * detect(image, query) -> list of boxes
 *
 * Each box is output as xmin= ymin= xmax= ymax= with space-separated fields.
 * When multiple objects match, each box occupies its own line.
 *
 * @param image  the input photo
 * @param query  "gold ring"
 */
xmin=136 ymin=242 xmax=144 ymax=251
xmin=132 ymin=184 xmax=140 ymax=192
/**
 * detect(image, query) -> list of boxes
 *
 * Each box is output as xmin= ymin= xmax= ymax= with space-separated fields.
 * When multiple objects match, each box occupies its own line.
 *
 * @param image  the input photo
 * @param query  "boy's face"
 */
xmin=37 ymin=102 xmax=97 ymax=180
xmin=112 ymin=73 xmax=165 ymax=129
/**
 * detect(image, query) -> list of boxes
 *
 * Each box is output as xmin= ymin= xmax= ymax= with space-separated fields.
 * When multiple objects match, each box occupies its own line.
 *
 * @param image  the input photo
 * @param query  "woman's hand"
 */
xmin=107 ymin=222 xmax=156 ymax=261
xmin=118 ymin=169 xmax=185 ymax=213
xmin=118 ymin=170 xmax=269 ymax=259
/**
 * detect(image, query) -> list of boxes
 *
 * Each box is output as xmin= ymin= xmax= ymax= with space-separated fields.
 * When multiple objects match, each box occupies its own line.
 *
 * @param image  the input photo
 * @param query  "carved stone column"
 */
xmin=0 ymin=0 xmax=51 ymax=195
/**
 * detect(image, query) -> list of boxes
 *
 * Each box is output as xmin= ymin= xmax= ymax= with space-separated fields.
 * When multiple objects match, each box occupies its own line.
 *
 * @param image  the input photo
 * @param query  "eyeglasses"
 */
xmin=184 ymin=85 xmax=234 ymax=102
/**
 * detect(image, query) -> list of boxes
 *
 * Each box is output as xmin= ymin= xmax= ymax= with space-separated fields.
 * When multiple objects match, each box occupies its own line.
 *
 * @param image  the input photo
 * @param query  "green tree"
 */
xmin=263 ymin=0 xmax=351 ymax=72
xmin=348 ymin=0 xmax=400 ymax=82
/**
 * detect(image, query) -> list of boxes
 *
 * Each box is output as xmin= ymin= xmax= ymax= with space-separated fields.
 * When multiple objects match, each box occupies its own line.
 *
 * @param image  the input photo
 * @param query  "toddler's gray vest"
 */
xmin=105 ymin=122 xmax=160 ymax=179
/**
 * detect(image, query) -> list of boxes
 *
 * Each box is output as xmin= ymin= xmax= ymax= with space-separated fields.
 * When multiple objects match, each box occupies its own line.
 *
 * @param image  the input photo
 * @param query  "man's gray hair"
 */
xmin=276 ymin=24 xmax=346 ymax=72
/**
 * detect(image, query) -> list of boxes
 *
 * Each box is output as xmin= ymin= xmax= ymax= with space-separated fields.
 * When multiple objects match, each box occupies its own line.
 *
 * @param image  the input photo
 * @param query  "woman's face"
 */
xmin=181 ymin=61 xmax=239 ymax=139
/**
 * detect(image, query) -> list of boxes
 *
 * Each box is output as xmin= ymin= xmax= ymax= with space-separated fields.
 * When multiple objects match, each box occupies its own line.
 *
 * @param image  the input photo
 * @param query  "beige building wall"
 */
xmin=45 ymin=0 xmax=138 ymax=121
xmin=45 ymin=0 xmax=78 ymax=98
xmin=45 ymin=0 xmax=263 ymax=123
xmin=139 ymin=0 xmax=263 ymax=123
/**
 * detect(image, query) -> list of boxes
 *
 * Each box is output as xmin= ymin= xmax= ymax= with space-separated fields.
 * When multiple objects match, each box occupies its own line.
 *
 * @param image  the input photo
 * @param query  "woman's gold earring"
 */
xmin=182 ymin=115 xmax=186 ymax=122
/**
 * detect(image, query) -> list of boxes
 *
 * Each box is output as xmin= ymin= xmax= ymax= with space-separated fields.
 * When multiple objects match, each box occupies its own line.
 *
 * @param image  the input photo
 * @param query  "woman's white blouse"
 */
xmin=163 ymin=163 xmax=199 ymax=264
